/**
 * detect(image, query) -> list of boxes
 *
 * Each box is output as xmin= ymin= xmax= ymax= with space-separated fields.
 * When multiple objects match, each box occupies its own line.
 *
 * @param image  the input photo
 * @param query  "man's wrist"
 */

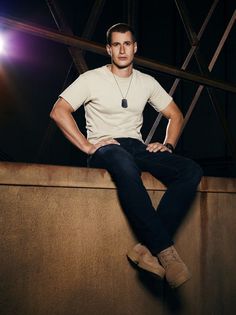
xmin=82 ymin=142 xmax=94 ymax=155
xmin=164 ymin=143 xmax=174 ymax=153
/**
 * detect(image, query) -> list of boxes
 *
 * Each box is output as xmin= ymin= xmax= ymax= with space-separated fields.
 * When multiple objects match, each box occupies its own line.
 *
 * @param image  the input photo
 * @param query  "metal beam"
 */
xmin=145 ymin=0 xmax=219 ymax=144
xmin=175 ymin=0 xmax=236 ymax=158
xmin=46 ymin=0 xmax=87 ymax=73
xmin=0 ymin=15 xmax=235 ymax=93
xmin=123 ymin=0 xmax=138 ymax=30
xmin=177 ymin=9 xmax=236 ymax=144
xmin=46 ymin=0 xmax=106 ymax=72
xmin=37 ymin=0 xmax=106 ymax=163
xmin=82 ymin=0 xmax=106 ymax=39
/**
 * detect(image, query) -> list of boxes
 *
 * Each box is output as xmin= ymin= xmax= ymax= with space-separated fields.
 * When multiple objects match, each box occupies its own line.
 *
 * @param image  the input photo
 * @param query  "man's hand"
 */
xmin=146 ymin=142 xmax=172 ymax=153
xmin=87 ymin=138 xmax=120 ymax=155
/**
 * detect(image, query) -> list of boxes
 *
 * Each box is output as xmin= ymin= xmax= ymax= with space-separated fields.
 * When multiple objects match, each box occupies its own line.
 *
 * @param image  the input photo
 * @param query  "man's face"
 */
xmin=106 ymin=31 xmax=137 ymax=69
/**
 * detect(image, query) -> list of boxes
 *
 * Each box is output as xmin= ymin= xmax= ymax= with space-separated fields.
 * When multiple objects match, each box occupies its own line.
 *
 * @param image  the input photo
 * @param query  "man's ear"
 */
xmin=134 ymin=42 xmax=138 ymax=54
xmin=106 ymin=44 xmax=112 ymax=56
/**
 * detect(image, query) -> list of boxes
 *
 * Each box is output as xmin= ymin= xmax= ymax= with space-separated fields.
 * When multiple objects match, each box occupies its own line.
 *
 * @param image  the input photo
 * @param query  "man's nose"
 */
xmin=119 ymin=44 xmax=125 ymax=54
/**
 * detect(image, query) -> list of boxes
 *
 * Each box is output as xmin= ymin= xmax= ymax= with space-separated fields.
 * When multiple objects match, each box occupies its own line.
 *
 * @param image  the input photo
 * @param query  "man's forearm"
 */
xmin=160 ymin=100 xmax=184 ymax=149
xmin=50 ymin=99 xmax=120 ymax=155
xmin=163 ymin=115 xmax=184 ymax=148
xmin=50 ymin=106 xmax=92 ymax=154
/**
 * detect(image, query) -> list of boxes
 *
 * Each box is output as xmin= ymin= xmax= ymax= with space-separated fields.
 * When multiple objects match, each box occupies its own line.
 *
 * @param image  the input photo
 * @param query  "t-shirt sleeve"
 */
xmin=148 ymin=77 xmax=173 ymax=112
xmin=59 ymin=74 xmax=91 ymax=111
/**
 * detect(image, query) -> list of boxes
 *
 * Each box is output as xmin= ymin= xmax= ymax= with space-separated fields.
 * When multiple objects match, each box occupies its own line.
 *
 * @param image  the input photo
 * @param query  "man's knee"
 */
xmin=184 ymin=159 xmax=203 ymax=185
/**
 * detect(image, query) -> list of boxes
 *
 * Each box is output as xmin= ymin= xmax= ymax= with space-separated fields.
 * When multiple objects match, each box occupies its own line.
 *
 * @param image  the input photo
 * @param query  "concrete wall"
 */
xmin=0 ymin=162 xmax=236 ymax=315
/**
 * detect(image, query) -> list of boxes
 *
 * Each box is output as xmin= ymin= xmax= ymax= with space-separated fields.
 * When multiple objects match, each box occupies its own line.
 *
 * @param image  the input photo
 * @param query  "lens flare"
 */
xmin=0 ymin=35 xmax=6 ymax=55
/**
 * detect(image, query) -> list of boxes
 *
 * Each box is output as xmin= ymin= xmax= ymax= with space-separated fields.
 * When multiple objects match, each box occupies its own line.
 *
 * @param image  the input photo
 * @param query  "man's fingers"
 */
xmin=146 ymin=143 xmax=161 ymax=152
xmin=146 ymin=142 xmax=171 ymax=153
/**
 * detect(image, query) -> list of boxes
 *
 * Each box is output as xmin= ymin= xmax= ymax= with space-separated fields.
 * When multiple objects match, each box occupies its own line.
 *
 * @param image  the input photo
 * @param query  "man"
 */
xmin=50 ymin=23 xmax=202 ymax=288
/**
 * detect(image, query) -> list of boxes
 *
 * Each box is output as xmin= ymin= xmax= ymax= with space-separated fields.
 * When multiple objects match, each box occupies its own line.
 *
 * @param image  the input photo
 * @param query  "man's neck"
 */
xmin=109 ymin=64 xmax=133 ymax=78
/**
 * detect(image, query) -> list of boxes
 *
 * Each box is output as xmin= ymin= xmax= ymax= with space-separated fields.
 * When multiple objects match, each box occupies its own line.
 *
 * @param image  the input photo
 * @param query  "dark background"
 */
xmin=0 ymin=0 xmax=235 ymax=176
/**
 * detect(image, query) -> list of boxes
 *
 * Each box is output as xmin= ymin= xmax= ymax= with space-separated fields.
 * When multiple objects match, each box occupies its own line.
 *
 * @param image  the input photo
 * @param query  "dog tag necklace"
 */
xmin=112 ymin=72 xmax=133 ymax=108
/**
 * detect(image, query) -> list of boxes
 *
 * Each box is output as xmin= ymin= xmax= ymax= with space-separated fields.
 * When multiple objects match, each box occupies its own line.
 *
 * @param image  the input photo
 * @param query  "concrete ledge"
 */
xmin=0 ymin=162 xmax=236 ymax=315
xmin=0 ymin=161 xmax=165 ymax=190
xmin=1 ymin=161 xmax=236 ymax=192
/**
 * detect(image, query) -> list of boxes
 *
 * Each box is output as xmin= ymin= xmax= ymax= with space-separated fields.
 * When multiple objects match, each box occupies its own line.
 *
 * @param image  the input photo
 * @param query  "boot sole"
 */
xmin=126 ymin=251 xmax=165 ymax=279
xmin=168 ymin=271 xmax=191 ymax=288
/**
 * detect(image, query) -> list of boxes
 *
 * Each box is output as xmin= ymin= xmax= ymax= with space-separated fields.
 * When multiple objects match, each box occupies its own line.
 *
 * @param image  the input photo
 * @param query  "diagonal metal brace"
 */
xmin=175 ymin=0 xmax=236 ymax=159
xmin=145 ymin=0 xmax=220 ymax=144
xmin=176 ymin=9 xmax=236 ymax=146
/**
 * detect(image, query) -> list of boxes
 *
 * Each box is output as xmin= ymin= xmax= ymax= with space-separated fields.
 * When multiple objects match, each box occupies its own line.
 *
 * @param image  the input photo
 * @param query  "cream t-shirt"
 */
xmin=59 ymin=65 xmax=172 ymax=143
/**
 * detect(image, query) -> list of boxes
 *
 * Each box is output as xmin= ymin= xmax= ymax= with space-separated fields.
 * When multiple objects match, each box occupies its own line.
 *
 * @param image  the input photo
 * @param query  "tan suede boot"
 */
xmin=127 ymin=243 xmax=165 ymax=278
xmin=157 ymin=246 xmax=191 ymax=288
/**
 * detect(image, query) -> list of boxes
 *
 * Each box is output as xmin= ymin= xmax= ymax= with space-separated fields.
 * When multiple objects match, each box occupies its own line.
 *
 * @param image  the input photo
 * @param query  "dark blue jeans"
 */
xmin=87 ymin=138 xmax=203 ymax=255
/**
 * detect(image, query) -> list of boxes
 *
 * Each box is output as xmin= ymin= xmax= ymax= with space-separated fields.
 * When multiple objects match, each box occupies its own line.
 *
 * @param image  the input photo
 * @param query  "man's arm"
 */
xmin=162 ymin=100 xmax=184 ymax=147
xmin=146 ymin=100 xmax=183 ymax=153
xmin=50 ymin=98 xmax=119 ymax=155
